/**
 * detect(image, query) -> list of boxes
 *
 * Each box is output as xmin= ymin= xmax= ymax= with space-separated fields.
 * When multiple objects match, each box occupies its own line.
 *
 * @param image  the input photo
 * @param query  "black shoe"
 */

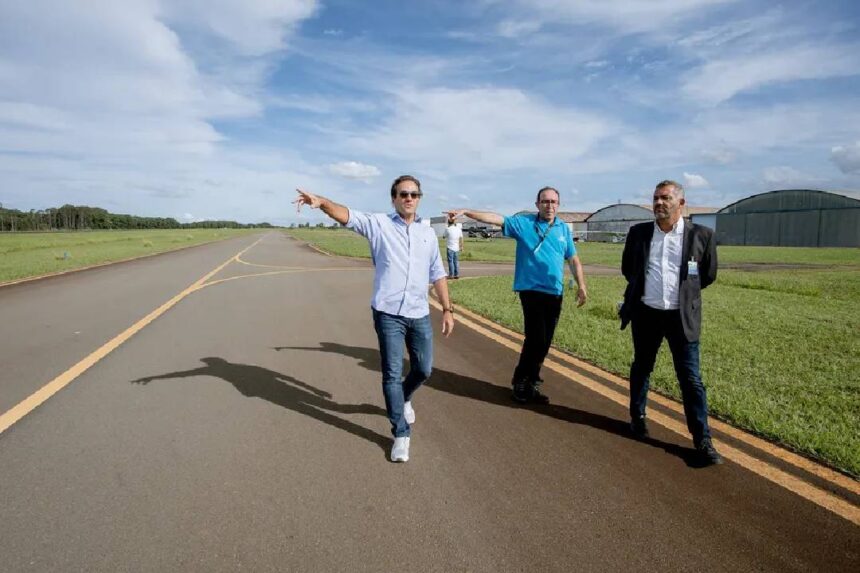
xmin=630 ymin=416 xmax=650 ymax=439
xmin=695 ymin=438 xmax=724 ymax=465
xmin=511 ymin=379 xmax=530 ymax=403
xmin=529 ymin=379 xmax=550 ymax=404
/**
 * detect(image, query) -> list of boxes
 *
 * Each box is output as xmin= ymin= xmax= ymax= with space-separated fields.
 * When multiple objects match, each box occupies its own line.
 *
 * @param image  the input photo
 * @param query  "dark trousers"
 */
xmin=513 ymin=290 xmax=563 ymax=384
xmin=629 ymin=303 xmax=711 ymax=444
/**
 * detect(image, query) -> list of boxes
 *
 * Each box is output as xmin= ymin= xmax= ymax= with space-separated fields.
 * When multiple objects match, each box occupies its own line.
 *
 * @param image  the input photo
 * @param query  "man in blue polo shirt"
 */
xmin=450 ymin=186 xmax=587 ymax=403
xmin=294 ymin=175 xmax=454 ymax=463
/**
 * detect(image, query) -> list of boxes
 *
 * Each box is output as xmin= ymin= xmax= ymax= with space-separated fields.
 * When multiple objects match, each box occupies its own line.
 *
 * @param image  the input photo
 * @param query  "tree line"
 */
xmin=0 ymin=204 xmax=273 ymax=232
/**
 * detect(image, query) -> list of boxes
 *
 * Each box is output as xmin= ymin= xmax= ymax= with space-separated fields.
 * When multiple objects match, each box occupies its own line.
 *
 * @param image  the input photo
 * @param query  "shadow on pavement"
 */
xmin=276 ymin=342 xmax=704 ymax=467
xmin=131 ymin=357 xmax=390 ymax=454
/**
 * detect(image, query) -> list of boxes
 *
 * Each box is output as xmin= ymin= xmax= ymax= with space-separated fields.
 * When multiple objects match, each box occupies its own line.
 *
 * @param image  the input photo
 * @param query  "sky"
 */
xmin=1 ymin=0 xmax=859 ymax=225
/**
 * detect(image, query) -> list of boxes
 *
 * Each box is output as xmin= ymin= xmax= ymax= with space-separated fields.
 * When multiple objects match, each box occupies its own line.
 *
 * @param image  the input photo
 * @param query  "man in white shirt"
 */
xmin=294 ymin=175 xmax=454 ymax=463
xmin=620 ymin=180 xmax=722 ymax=465
xmin=443 ymin=216 xmax=464 ymax=279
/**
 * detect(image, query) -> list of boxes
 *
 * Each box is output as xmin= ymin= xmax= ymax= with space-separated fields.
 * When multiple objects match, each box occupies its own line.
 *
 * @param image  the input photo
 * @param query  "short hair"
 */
xmin=655 ymin=180 xmax=684 ymax=198
xmin=390 ymin=175 xmax=421 ymax=197
xmin=535 ymin=186 xmax=560 ymax=203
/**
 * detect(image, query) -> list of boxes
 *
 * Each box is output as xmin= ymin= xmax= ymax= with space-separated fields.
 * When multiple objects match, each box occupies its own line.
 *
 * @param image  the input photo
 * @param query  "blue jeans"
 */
xmin=372 ymin=309 xmax=433 ymax=438
xmin=446 ymin=248 xmax=460 ymax=278
xmin=629 ymin=304 xmax=711 ymax=444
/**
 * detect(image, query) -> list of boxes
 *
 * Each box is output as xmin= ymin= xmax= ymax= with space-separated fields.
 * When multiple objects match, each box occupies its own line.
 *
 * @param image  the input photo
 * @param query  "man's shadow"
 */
xmin=131 ymin=357 xmax=390 ymax=453
xmin=275 ymin=342 xmax=705 ymax=467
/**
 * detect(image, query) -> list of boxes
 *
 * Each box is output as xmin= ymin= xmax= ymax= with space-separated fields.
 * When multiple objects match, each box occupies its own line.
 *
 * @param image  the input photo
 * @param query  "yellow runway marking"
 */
xmin=234 ymin=254 xmax=303 ymax=269
xmin=0 ymin=236 xmax=265 ymax=436
xmin=431 ymin=299 xmax=860 ymax=525
xmin=456 ymin=303 xmax=860 ymax=497
xmin=200 ymin=266 xmax=371 ymax=289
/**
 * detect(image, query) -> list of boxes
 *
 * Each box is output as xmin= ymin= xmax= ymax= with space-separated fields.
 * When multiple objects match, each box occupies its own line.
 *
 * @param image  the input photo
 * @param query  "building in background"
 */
xmin=558 ymin=211 xmax=591 ymax=241
xmin=684 ymin=206 xmax=720 ymax=230
xmin=429 ymin=215 xmax=449 ymax=237
xmin=705 ymin=190 xmax=860 ymax=247
xmin=584 ymin=204 xmax=653 ymax=242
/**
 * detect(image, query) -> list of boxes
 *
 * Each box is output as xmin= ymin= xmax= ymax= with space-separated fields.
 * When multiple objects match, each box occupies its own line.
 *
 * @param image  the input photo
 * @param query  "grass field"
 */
xmin=288 ymin=227 xmax=860 ymax=476
xmin=0 ymin=228 xmax=262 ymax=283
xmin=285 ymin=227 xmax=860 ymax=267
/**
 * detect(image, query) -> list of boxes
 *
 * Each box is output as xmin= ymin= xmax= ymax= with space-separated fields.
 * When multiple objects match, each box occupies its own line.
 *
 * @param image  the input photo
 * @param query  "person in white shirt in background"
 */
xmin=443 ymin=215 xmax=464 ymax=279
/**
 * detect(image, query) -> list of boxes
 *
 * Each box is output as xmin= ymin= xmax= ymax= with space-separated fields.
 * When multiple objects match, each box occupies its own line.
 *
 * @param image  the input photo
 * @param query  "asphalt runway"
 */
xmin=1 ymin=232 xmax=857 ymax=572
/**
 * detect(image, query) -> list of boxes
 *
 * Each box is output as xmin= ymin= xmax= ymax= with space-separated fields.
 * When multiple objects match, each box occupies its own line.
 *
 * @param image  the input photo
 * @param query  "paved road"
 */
xmin=1 ymin=232 xmax=857 ymax=572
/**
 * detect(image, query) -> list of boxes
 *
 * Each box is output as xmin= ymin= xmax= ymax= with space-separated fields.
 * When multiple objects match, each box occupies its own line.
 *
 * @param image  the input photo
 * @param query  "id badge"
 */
xmin=688 ymin=259 xmax=699 ymax=277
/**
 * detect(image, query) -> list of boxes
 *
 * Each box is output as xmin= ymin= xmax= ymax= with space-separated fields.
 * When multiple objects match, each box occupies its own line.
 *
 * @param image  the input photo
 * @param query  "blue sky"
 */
xmin=1 ymin=0 xmax=859 ymax=225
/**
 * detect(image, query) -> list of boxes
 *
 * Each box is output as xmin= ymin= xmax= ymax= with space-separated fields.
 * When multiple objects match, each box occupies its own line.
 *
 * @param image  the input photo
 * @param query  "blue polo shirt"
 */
xmin=503 ymin=213 xmax=576 ymax=295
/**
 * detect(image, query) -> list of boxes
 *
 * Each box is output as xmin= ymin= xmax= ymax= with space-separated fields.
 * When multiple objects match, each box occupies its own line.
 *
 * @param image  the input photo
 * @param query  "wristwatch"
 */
xmin=442 ymin=306 xmax=455 ymax=314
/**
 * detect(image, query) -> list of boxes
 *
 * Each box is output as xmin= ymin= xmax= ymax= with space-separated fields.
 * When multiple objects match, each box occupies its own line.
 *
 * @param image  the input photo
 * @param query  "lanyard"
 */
xmin=533 ymin=217 xmax=557 ymax=254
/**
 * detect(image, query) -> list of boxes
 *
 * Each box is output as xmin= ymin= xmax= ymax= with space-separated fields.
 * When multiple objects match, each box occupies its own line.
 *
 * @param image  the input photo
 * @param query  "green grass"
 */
xmin=285 ymin=228 xmax=373 ymax=258
xmin=718 ymin=246 xmax=860 ymax=266
xmin=0 ymin=228 xmax=261 ymax=283
xmin=448 ymin=270 xmax=860 ymax=476
xmin=285 ymin=228 xmax=860 ymax=268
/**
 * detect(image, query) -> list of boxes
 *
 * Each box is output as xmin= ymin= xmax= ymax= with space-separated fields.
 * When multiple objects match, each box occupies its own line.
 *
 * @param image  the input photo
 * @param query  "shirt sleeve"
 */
xmin=428 ymin=234 xmax=447 ymax=282
xmin=564 ymin=225 xmax=576 ymax=259
xmin=345 ymin=209 xmax=374 ymax=239
xmin=502 ymin=215 xmax=523 ymax=239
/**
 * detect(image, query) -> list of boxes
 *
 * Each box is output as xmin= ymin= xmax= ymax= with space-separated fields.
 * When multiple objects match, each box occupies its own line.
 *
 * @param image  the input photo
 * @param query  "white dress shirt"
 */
xmin=642 ymin=217 xmax=684 ymax=310
xmin=346 ymin=210 xmax=447 ymax=318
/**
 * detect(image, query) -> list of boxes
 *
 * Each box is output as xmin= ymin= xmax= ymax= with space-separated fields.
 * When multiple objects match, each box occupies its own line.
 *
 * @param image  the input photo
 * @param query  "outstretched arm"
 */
xmin=131 ymin=367 xmax=208 ymax=385
xmin=294 ymin=188 xmax=350 ymax=225
xmin=447 ymin=209 xmax=504 ymax=227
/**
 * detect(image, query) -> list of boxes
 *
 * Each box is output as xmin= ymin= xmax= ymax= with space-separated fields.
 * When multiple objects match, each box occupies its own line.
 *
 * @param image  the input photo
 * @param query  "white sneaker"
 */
xmin=404 ymin=401 xmax=415 ymax=425
xmin=391 ymin=437 xmax=410 ymax=462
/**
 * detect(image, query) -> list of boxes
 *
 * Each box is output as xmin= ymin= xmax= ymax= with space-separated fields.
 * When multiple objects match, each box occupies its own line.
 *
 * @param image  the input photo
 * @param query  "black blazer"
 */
xmin=620 ymin=221 xmax=717 ymax=341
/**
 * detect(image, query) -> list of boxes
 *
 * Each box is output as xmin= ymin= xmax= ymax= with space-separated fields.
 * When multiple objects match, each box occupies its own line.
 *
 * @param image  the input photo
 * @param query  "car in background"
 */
xmin=466 ymin=226 xmax=503 ymax=238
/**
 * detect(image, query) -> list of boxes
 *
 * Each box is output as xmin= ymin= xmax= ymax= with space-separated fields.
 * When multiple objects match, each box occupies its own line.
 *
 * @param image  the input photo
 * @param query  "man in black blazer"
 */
xmin=620 ymin=180 xmax=722 ymax=465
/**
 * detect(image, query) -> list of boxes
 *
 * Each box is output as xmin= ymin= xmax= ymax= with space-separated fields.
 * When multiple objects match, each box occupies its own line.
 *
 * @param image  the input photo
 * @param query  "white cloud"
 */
xmin=676 ymin=9 xmax=786 ymax=51
xmin=682 ymin=43 xmax=860 ymax=105
xmin=831 ymin=142 xmax=860 ymax=174
xmin=506 ymin=0 xmax=736 ymax=34
xmin=687 ymin=104 xmax=860 ymax=157
xmin=349 ymin=87 xmax=616 ymax=175
xmin=161 ymin=0 xmax=318 ymax=56
xmin=0 ymin=0 xmax=319 ymax=220
xmin=683 ymin=172 xmax=709 ymax=188
xmin=584 ymin=60 xmax=609 ymax=69
xmin=701 ymin=148 xmax=735 ymax=165
xmin=497 ymin=20 xmax=542 ymax=38
xmin=328 ymin=161 xmax=381 ymax=181
xmin=762 ymin=166 xmax=822 ymax=187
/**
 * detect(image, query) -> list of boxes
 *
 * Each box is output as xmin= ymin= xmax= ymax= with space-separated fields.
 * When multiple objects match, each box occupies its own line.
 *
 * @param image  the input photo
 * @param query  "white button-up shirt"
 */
xmin=347 ymin=210 xmax=447 ymax=318
xmin=642 ymin=218 xmax=684 ymax=310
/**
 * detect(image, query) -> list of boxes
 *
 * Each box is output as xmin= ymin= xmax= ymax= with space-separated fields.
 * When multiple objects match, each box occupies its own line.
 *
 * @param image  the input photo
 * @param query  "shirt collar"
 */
xmin=388 ymin=212 xmax=422 ymax=225
xmin=654 ymin=217 xmax=684 ymax=236
xmin=534 ymin=214 xmax=557 ymax=228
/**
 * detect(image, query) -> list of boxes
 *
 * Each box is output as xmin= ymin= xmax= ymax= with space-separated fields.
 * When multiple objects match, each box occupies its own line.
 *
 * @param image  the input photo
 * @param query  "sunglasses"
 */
xmin=538 ymin=199 xmax=558 ymax=205
xmin=397 ymin=191 xmax=423 ymax=199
